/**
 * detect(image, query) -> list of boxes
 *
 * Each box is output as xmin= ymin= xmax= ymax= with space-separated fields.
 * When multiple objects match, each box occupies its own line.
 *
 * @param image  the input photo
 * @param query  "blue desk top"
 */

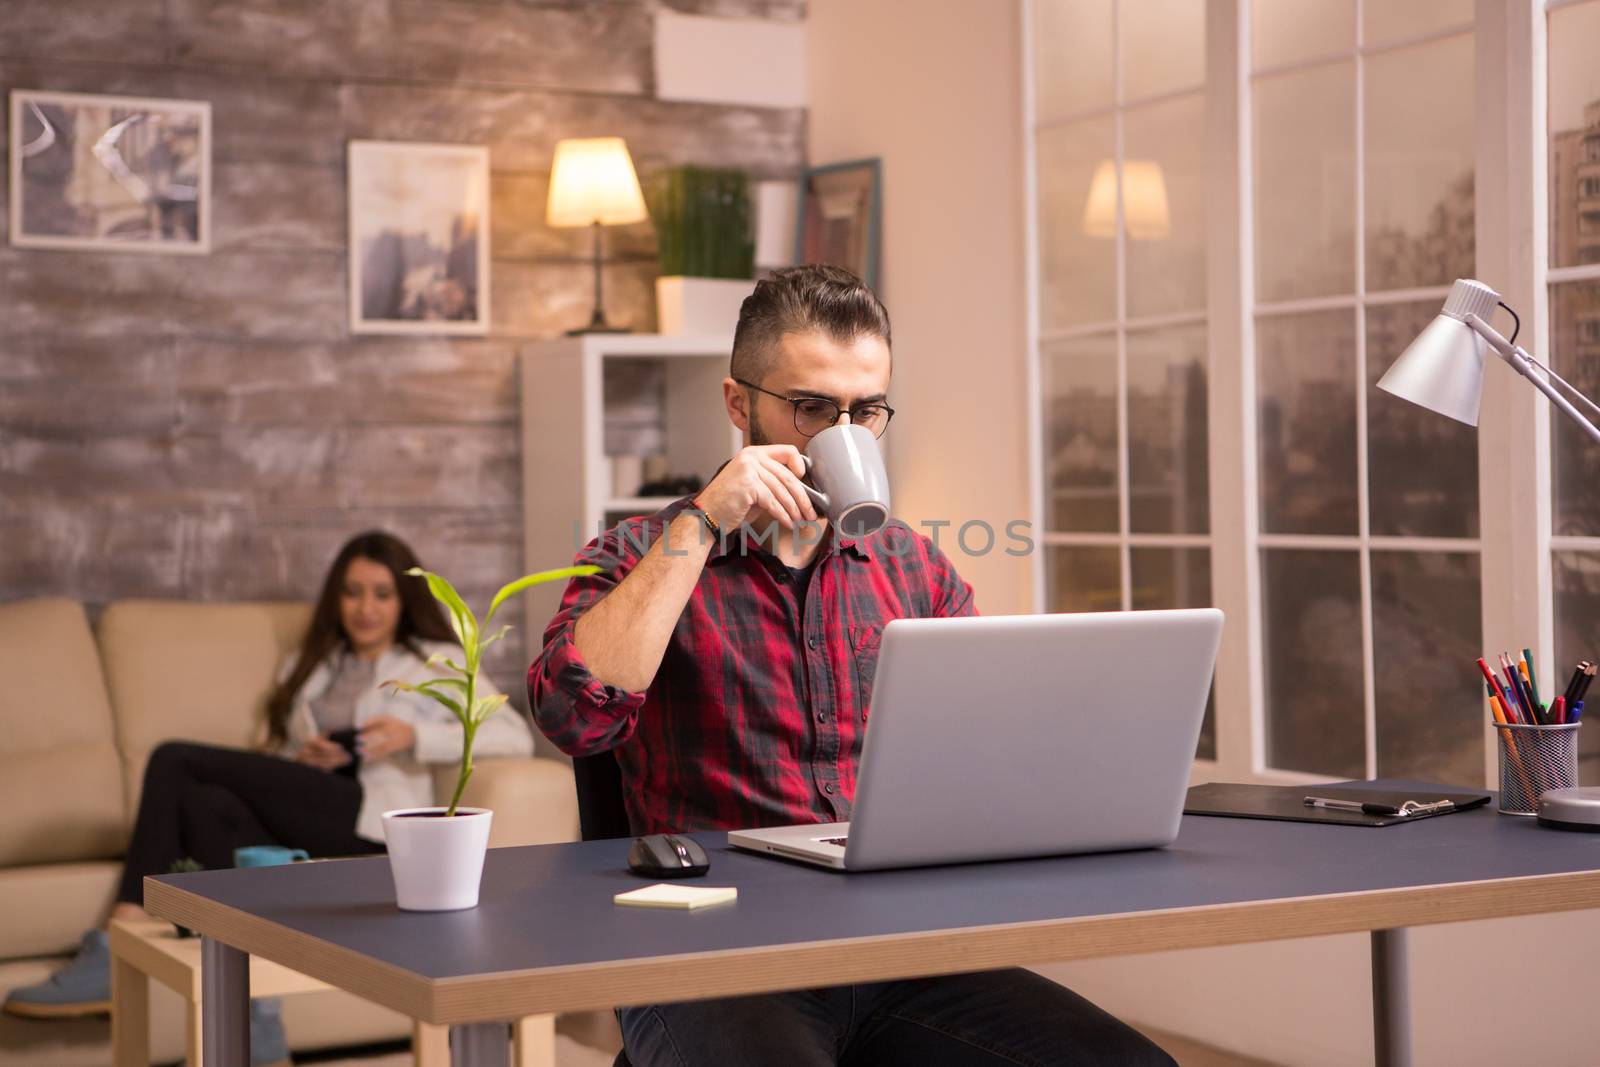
xmin=147 ymin=781 xmax=1600 ymax=986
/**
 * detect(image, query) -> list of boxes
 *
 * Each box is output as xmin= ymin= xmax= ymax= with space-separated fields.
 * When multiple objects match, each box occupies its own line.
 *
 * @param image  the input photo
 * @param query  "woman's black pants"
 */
xmin=117 ymin=741 xmax=383 ymax=905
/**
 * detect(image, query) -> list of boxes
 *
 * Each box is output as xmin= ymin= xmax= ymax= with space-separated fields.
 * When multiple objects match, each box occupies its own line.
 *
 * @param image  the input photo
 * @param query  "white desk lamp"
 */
xmin=1376 ymin=278 xmax=1600 ymax=444
xmin=1378 ymin=278 xmax=1600 ymax=831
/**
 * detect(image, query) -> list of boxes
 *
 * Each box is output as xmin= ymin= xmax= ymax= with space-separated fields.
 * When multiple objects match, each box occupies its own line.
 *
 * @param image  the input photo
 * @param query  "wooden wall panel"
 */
xmin=0 ymin=1 xmax=807 ymax=713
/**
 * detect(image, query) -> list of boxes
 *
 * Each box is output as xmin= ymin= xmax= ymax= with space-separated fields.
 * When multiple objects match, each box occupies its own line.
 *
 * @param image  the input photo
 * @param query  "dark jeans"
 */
xmin=617 ymin=968 xmax=1174 ymax=1067
xmin=118 ymin=741 xmax=384 ymax=904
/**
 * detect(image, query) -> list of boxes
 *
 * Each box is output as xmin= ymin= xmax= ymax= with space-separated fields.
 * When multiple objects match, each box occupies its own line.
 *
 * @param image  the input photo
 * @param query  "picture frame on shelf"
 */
xmin=793 ymin=157 xmax=881 ymax=291
xmin=9 ymin=89 xmax=211 ymax=254
xmin=348 ymin=140 xmax=490 ymax=335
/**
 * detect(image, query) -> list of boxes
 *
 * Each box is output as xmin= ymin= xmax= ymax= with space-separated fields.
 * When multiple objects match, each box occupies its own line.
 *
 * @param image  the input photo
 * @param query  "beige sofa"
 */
xmin=0 ymin=597 xmax=579 ymax=1067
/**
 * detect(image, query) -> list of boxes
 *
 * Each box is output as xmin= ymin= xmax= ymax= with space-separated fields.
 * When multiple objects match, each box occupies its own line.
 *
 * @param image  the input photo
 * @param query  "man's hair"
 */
xmin=730 ymin=264 xmax=892 ymax=383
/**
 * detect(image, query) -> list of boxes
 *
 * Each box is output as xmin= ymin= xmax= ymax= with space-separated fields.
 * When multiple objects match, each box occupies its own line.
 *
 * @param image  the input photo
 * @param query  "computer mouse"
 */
xmin=628 ymin=833 xmax=711 ymax=878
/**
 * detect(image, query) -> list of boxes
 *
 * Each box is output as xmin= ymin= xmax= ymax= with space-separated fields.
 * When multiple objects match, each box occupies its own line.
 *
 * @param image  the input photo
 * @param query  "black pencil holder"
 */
xmin=1494 ymin=722 xmax=1580 ymax=815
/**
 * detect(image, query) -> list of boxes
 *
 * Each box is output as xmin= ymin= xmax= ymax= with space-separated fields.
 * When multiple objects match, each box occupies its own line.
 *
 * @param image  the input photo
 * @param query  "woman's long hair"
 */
xmin=264 ymin=531 xmax=455 ymax=746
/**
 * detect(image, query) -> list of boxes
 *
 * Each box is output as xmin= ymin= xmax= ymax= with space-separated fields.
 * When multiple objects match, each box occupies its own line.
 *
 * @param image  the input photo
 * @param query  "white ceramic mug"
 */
xmin=799 ymin=424 xmax=891 ymax=538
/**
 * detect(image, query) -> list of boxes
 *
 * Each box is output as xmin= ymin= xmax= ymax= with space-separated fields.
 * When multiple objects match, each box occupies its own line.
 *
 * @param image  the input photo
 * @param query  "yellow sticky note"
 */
xmin=613 ymin=883 xmax=738 ymax=910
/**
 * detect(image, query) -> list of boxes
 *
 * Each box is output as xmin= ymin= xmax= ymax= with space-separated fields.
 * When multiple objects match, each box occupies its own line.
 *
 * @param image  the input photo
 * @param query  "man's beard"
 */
xmin=747 ymin=405 xmax=771 ymax=446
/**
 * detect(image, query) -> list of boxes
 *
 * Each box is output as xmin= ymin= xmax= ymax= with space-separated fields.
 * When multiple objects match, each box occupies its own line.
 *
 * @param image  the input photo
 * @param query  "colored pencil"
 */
xmin=1478 ymin=658 xmax=1518 ymax=724
xmin=1523 ymin=648 xmax=1543 ymax=707
xmin=1503 ymin=654 xmax=1534 ymax=723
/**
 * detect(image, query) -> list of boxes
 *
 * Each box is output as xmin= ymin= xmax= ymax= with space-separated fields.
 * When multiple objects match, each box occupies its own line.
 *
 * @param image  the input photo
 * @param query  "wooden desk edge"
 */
xmin=146 ymin=867 xmax=1600 ymax=1024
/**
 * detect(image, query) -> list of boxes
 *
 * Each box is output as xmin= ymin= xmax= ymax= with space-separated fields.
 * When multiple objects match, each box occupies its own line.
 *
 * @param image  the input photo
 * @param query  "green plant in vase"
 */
xmin=385 ymin=564 xmax=598 ymax=815
xmin=647 ymin=165 xmax=755 ymax=280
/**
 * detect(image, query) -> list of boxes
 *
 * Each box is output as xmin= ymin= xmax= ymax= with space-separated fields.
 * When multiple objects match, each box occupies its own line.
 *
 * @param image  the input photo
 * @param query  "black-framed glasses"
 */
xmin=734 ymin=378 xmax=895 ymax=439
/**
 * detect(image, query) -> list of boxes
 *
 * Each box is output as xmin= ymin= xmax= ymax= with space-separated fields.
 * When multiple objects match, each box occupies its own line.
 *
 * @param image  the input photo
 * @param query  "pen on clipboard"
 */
xmin=1303 ymin=796 xmax=1456 ymax=817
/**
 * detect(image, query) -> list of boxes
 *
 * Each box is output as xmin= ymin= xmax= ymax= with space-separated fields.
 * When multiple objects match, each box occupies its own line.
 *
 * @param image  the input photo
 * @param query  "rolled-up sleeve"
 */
xmin=928 ymin=539 xmax=978 ymax=619
xmin=527 ymin=528 xmax=650 ymax=757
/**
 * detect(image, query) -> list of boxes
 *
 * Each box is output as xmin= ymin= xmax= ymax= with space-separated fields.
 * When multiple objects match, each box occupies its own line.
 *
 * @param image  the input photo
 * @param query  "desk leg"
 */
xmin=201 ymin=937 xmax=250 ymax=1067
xmin=111 ymin=954 xmax=150 ymax=1067
xmin=415 ymin=1020 xmax=450 ymax=1067
xmin=1371 ymin=927 xmax=1413 ymax=1067
xmin=451 ymin=1022 xmax=512 ymax=1067
xmin=513 ymin=1014 xmax=555 ymax=1067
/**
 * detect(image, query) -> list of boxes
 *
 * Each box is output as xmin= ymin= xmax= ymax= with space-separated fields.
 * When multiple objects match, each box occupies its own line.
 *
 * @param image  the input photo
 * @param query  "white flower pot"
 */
xmin=381 ymin=806 xmax=493 ymax=911
xmin=655 ymin=276 xmax=756 ymax=336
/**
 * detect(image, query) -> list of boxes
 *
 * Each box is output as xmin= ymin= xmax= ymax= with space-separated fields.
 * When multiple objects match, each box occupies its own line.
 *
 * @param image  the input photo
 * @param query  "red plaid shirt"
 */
xmin=528 ymin=498 xmax=977 ymax=835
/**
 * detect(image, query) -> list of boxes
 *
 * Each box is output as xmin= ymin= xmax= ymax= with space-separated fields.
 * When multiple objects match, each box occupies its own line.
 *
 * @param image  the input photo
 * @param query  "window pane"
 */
xmin=1121 ymin=0 xmax=1204 ymax=101
xmin=1128 ymin=325 xmax=1208 ymax=534
xmin=1047 ymin=545 xmax=1121 ymax=613
xmin=1255 ymin=63 xmax=1356 ymax=302
xmin=1253 ymin=0 xmax=1353 ymax=70
xmin=1548 ymin=0 xmax=1600 ymax=269
xmin=1124 ymin=93 xmax=1207 ymax=318
xmin=1364 ymin=35 xmax=1475 ymax=292
xmin=1043 ymin=334 xmax=1119 ymax=533
xmin=1363 ymin=0 xmax=1471 ymax=47
xmin=1367 ymin=301 xmax=1479 ymax=537
xmin=1131 ymin=547 xmax=1215 ymax=760
xmin=1552 ymin=281 xmax=1600 ymax=536
xmin=1372 ymin=551 xmax=1483 ymax=787
xmin=1034 ymin=0 xmax=1113 ymax=122
xmin=1258 ymin=310 xmax=1358 ymax=535
xmin=1038 ymin=118 xmax=1117 ymax=328
xmin=1554 ymin=551 xmax=1600 ymax=784
xmin=1263 ymin=549 xmax=1365 ymax=777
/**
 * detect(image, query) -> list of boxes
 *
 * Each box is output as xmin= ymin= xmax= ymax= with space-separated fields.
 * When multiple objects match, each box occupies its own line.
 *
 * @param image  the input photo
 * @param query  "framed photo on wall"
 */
xmin=9 ymin=89 xmax=211 ymax=254
xmin=794 ymin=158 xmax=881 ymax=291
xmin=348 ymin=140 xmax=490 ymax=335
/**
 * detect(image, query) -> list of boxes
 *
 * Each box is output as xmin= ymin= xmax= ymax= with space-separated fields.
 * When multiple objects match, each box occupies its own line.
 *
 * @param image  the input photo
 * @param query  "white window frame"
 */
xmin=1021 ymin=0 xmax=1217 ymax=758
xmin=1023 ymin=0 xmax=1571 ymax=789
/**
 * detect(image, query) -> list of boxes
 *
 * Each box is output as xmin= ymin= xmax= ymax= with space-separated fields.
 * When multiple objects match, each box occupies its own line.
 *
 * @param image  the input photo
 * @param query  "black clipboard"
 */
xmin=1184 ymin=782 xmax=1492 ymax=827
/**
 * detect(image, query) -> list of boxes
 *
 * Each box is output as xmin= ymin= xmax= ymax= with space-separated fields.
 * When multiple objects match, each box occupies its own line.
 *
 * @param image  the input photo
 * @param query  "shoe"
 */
xmin=250 ymin=996 xmax=289 ymax=1066
xmin=2 ymin=930 xmax=111 ymax=1018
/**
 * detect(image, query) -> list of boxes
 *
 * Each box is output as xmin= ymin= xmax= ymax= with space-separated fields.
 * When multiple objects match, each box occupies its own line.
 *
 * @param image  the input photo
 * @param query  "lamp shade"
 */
xmin=546 ymin=137 xmax=648 ymax=228
xmin=1375 ymin=279 xmax=1501 ymax=427
xmin=1082 ymin=160 xmax=1170 ymax=240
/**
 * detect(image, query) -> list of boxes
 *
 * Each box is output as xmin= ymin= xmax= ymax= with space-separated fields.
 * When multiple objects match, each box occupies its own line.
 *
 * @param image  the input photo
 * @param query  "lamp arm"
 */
xmin=1464 ymin=313 xmax=1600 ymax=447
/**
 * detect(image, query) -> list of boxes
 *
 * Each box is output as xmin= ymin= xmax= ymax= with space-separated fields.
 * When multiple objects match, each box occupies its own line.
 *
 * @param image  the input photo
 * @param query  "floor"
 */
xmin=310 ymin=1020 xmax=1282 ymax=1067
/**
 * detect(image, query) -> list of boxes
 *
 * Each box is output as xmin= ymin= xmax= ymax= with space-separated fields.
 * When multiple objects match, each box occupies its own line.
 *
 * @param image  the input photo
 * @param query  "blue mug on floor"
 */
xmin=233 ymin=845 xmax=309 ymax=868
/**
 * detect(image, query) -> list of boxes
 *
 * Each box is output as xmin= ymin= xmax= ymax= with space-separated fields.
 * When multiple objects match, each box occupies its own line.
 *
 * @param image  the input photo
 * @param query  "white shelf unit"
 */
xmin=520 ymin=334 xmax=740 ymax=738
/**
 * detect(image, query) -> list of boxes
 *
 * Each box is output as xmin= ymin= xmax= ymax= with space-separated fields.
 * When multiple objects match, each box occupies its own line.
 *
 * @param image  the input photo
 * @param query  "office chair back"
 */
xmin=572 ymin=750 xmax=632 ymax=841
xmin=570 ymin=750 xmax=636 ymax=1065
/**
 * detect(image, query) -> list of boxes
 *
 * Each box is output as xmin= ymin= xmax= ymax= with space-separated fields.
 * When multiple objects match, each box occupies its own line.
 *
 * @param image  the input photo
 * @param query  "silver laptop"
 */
xmin=728 ymin=608 xmax=1224 ymax=871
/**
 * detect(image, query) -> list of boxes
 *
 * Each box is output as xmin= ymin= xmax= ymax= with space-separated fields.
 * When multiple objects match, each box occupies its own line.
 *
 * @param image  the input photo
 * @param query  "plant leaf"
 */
xmin=385 ymin=678 xmax=465 ymax=721
xmin=408 ymin=567 xmax=478 ymax=649
xmin=478 ymin=624 xmax=513 ymax=652
xmin=484 ymin=565 xmax=601 ymax=627
xmin=469 ymin=692 xmax=509 ymax=725
xmin=424 ymin=652 xmax=469 ymax=676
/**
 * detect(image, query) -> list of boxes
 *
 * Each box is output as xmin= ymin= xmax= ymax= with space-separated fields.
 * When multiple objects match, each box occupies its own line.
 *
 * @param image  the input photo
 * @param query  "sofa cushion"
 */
xmin=0 ymin=600 xmax=127 ymax=866
xmin=98 ymin=601 xmax=312 ymax=820
xmin=0 ymin=862 xmax=120 ymax=960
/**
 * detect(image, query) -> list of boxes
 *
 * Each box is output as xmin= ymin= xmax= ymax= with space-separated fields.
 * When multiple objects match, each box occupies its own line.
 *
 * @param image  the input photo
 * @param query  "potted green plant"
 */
xmin=647 ymin=165 xmax=757 ymax=335
xmin=380 ymin=563 xmax=597 ymax=911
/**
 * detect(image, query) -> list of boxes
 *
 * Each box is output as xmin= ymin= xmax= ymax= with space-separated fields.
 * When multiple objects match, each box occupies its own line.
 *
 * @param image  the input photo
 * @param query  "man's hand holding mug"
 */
xmin=694 ymin=445 xmax=818 ymax=531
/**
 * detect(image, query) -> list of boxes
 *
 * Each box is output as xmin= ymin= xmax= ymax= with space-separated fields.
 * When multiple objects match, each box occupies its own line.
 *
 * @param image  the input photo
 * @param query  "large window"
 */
xmin=1030 ymin=0 xmax=1214 ymax=757
xmin=1549 ymin=0 xmax=1600 ymax=782
xmin=1252 ymin=1 xmax=1481 ymax=784
xmin=1024 ymin=0 xmax=1549 ymax=785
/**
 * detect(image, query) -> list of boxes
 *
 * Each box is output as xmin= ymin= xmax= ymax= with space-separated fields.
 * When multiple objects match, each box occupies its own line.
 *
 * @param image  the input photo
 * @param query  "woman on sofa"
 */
xmin=3 ymin=531 xmax=535 ymax=1034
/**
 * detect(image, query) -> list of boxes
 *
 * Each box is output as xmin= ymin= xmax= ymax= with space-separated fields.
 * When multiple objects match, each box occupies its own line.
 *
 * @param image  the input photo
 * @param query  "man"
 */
xmin=529 ymin=265 xmax=1172 ymax=1066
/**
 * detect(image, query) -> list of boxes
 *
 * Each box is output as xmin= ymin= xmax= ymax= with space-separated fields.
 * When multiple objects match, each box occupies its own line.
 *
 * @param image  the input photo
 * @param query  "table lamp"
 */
xmin=1376 ymin=278 xmax=1600 ymax=445
xmin=1082 ymin=160 xmax=1170 ymax=240
xmin=547 ymin=136 xmax=649 ymax=334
